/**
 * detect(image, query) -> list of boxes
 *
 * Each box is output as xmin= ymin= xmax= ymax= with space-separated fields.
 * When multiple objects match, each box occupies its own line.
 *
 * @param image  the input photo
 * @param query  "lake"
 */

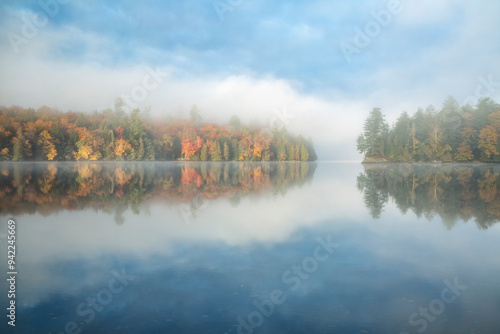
xmin=1 ymin=162 xmax=499 ymax=334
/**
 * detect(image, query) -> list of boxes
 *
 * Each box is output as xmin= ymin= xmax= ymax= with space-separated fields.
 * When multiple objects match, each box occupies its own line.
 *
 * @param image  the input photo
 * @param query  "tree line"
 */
xmin=357 ymin=96 xmax=500 ymax=162
xmin=0 ymin=101 xmax=317 ymax=162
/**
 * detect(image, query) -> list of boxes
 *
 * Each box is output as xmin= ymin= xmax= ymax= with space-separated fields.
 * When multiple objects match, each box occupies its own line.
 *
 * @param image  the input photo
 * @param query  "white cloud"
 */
xmin=0 ymin=46 xmax=369 ymax=159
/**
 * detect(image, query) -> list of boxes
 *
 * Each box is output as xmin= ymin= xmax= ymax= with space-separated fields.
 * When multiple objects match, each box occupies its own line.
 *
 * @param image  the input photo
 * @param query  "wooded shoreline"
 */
xmin=0 ymin=103 xmax=317 ymax=162
xmin=357 ymin=96 xmax=500 ymax=163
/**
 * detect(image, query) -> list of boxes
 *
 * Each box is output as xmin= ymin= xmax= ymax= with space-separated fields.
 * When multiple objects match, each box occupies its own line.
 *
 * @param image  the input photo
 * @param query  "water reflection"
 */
xmin=0 ymin=162 xmax=316 ymax=223
xmin=0 ymin=162 xmax=499 ymax=334
xmin=357 ymin=164 xmax=500 ymax=229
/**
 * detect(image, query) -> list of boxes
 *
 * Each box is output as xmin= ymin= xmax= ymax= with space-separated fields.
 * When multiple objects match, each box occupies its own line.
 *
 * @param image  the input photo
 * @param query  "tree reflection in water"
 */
xmin=0 ymin=162 xmax=316 ymax=224
xmin=357 ymin=164 xmax=500 ymax=229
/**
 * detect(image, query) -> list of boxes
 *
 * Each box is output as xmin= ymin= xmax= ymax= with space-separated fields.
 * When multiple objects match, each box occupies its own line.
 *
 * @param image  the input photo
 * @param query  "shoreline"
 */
xmin=0 ymin=160 xmax=318 ymax=164
xmin=361 ymin=161 xmax=500 ymax=167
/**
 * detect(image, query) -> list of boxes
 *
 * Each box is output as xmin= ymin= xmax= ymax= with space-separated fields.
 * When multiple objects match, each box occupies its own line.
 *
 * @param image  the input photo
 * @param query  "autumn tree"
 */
xmin=74 ymin=127 xmax=103 ymax=161
xmin=114 ymin=139 xmax=134 ymax=159
xmin=37 ymin=130 xmax=58 ymax=160
xmin=454 ymin=128 xmax=476 ymax=162
xmin=478 ymin=125 xmax=498 ymax=159
xmin=0 ymin=147 xmax=9 ymax=160
xmin=253 ymin=136 xmax=267 ymax=160
xmin=0 ymin=105 xmax=318 ymax=162
xmin=181 ymin=136 xmax=201 ymax=160
xmin=424 ymin=125 xmax=452 ymax=161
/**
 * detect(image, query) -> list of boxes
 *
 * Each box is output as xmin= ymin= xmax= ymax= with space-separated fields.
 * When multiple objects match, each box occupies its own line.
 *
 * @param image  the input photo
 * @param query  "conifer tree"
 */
xmin=200 ymin=144 xmax=208 ymax=161
xmin=357 ymin=108 xmax=389 ymax=157
xmin=211 ymin=141 xmax=222 ymax=161
xmin=223 ymin=142 xmax=230 ymax=161
xmin=13 ymin=128 xmax=25 ymax=161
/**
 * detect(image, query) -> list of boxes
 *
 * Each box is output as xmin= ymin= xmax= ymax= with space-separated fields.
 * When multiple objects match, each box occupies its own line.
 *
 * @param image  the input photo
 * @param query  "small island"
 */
xmin=0 ymin=102 xmax=317 ymax=162
xmin=357 ymin=96 xmax=500 ymax=163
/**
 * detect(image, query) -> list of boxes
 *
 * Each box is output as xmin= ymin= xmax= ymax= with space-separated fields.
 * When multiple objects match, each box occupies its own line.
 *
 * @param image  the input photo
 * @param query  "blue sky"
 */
xmin=1 ymin=0 xmax=500 ymax=159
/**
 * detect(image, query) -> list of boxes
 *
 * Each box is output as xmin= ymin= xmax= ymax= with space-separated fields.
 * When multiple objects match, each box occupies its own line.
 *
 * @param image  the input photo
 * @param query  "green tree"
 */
xmin=287 ymin=142 xmax=295 ymax=161
xmin=144 ymin=138 xmax=155 ymax=161
xmin=300 ymin=144 xmax=309 ymax=161
xmin=137 ymin=137 xmax=145 ymax=160
xmin=211 ymin=141 xmax=222 ymax=161
xmin=13 ymin=128 xmax=25 ymax=161
xmin=305 ymin=137 xmax=317 ymax=161
xmin=223 ymin=142 xmax=230 ymax=161
xmin=424 ymin=125 xmax=452 ymax=161
xmin=439 ymin=96 xmax=462 ymax=152
xmin=387 ymin=112 xmax=411 ymax=161
xmin=454 ymin=128 xmax=475 ymax=162
xmin=200 ymin=144 xmax=208 ymax=161
xmin=357 ymin=108 xmax=389 ymax=157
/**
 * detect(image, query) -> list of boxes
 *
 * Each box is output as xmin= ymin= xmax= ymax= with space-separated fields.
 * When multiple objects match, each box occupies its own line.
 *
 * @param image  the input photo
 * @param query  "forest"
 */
xmin=0 ymin=101 xmax=317 ymax=162
xmin=357 ymin=96 xmax=500 ymax=162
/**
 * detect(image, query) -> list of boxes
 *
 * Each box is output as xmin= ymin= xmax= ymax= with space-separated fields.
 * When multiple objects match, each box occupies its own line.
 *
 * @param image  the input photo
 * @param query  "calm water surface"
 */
xmin=0 ymin=162 xmax=499 ymax=334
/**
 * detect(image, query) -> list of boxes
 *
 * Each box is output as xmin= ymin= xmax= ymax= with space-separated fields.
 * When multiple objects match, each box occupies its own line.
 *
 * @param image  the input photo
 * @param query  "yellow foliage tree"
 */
xmin=454 ymin=128 xmax=475 ymax=162
xmin=478 ymin=125 xmax=498 ymax=159
xmin=0 ymin=148 xmax=9 ymax=160
xmin=37 ymin=130 xmax=58 ymax=160
xmin=114 ymin=139 xmax=134 ymax=159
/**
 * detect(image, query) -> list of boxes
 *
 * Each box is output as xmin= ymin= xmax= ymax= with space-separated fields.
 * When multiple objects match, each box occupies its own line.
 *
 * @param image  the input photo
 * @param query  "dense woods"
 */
xmin=358 ymin=164 xmax=500 ymax=230
xmin=0 ymin=102 xmax=317 ymax=162
xmin=357 ymin=97 xmax=500 ymax=162
xmin=0 ymin=162 xmax=316 ymax=219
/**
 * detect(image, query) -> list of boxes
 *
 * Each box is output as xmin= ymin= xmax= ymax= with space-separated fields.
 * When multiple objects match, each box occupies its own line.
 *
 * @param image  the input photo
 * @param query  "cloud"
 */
xmin=0 ymin=44 xmax=369 ymax=158
xmin=1 ymin=0 xmax=500 ymax=160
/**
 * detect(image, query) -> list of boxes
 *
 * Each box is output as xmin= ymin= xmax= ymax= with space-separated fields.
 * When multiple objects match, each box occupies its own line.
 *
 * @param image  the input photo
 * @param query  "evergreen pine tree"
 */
xmin=223 ymin=142 xmax=230 ymax=161
xmin=357 ymin=108 xmax=389 ymax=157
xmin=300 ymin=144 xmax=309 ymax=161
xmin=211 ymin=141 xmax=222 ymax=161
xmin=13 ymin=128 xmax=25 ymax=161
xmin=200 ymin=144 xmax=208 ymax=161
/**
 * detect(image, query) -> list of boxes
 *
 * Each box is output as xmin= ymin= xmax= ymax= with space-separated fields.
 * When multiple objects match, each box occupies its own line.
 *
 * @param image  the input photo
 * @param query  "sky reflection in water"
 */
xmin=0 ymin=162 xmax=499 ymax=334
